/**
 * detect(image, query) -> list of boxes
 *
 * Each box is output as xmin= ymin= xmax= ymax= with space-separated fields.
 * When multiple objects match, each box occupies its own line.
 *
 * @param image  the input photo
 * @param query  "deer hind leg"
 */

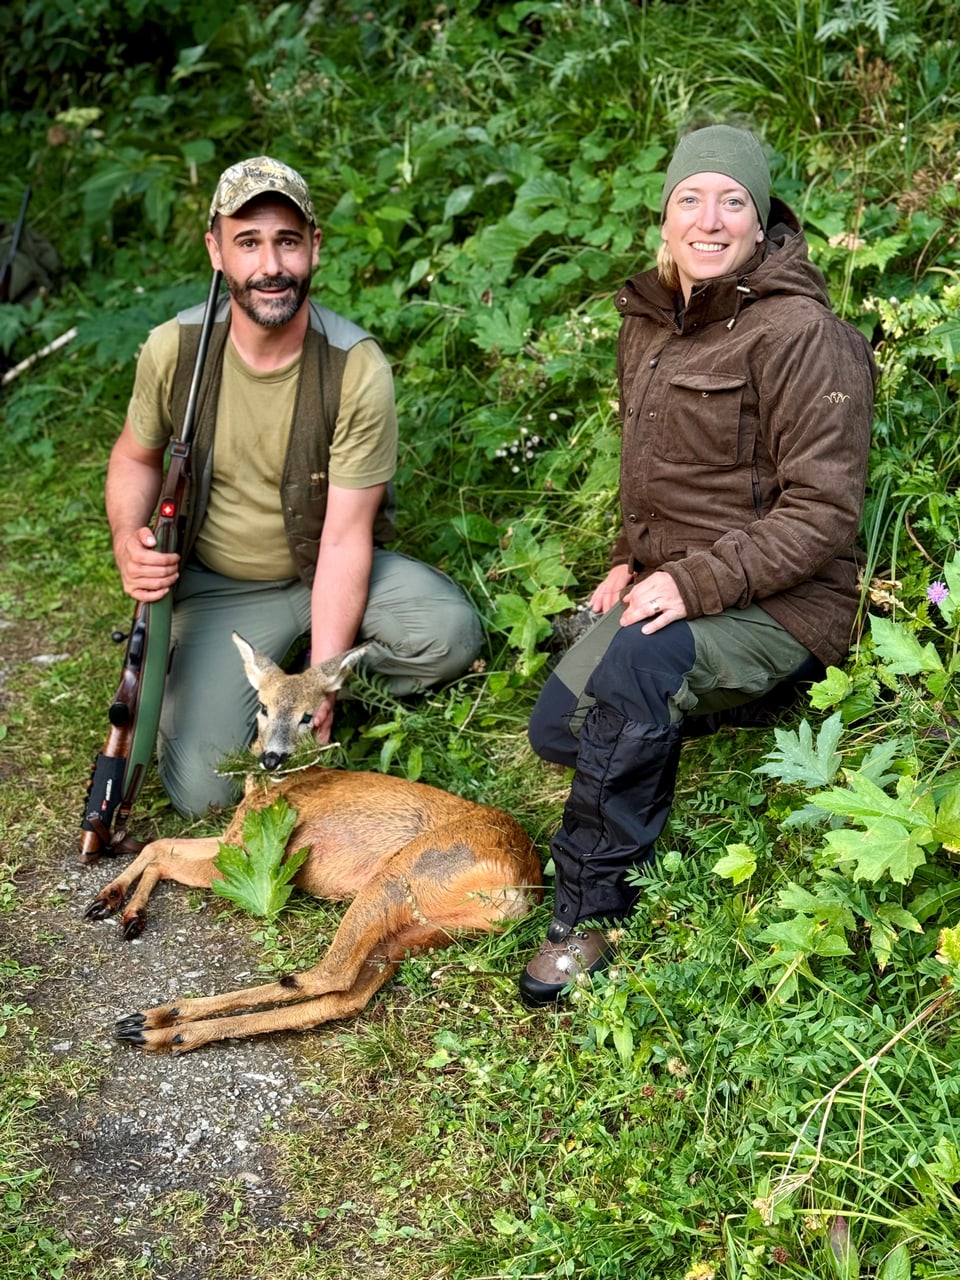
xmin=116 ymin=921 xmax=445 ymax=1054
xmin=117 ymin=958 xmax=401 ymax=1054
xmin=277 ymin=826 xmax=517 ymax=1000
xmin=85 ymin=837 xmax=223 ymax=937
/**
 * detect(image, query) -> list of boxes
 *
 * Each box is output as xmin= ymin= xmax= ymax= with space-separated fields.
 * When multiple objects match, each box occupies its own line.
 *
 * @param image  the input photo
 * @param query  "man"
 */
xmin=107 ymin=156 xmax=482 ymax=817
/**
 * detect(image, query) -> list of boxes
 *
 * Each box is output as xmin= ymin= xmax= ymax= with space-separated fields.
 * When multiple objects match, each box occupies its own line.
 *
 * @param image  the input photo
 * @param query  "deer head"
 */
xmin=232 ymin=632 xmax=369 ymax=770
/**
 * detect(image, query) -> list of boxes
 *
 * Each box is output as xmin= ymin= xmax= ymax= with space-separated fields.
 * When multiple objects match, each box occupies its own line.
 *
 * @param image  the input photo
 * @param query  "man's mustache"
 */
xmin=244 ymin=274 xmax=299 ymax=292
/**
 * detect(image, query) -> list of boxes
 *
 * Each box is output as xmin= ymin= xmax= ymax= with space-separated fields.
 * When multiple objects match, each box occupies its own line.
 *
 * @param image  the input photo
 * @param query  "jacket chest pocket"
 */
xmin=658 ymin=372 xmax=747 ymax=466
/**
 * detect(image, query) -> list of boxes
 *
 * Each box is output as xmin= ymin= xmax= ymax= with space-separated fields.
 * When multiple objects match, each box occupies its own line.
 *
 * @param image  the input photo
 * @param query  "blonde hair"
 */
xmin=656 ymin=241 xmax=680 ymax=292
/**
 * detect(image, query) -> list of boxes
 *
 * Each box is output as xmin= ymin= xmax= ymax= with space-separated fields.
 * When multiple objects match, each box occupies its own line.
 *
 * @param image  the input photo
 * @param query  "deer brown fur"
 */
xmin=87 ymin=633 xmax=543 ymax=1054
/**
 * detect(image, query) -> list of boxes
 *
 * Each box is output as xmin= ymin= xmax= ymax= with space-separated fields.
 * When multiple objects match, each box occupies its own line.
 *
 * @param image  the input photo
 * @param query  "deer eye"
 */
xmin=257 ymin=703 xmax=268 ymax=716
xmin=299 ymin=712 xmax=313 ymax=725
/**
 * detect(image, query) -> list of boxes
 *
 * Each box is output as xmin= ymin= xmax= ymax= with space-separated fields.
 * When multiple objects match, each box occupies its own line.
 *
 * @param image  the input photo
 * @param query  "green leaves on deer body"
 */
xmin=211 ymin=796 xmax=309 ymax=920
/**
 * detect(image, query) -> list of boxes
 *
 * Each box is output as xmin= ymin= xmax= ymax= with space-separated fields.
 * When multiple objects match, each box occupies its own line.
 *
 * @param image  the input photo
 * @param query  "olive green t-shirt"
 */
xmin=126 ymin=317 xmax=397 ymax=579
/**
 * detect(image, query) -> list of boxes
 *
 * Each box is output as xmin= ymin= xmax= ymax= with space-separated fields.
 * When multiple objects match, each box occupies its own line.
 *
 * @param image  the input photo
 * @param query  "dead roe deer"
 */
xmin=86 ymin=632 xmax=543 ymax=1053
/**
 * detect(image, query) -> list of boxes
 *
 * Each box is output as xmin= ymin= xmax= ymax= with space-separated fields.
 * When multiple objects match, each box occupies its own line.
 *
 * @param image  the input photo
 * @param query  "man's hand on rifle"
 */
xmin=113 ymin=526 xmax=180 ymax=602
xmin=106 ymin=423 xmax=181 ymax=602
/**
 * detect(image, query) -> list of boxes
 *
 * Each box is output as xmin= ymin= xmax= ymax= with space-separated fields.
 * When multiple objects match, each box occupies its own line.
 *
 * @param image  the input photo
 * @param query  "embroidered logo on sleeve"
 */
xmin=823 ymin=391 xmax=850 ymax=404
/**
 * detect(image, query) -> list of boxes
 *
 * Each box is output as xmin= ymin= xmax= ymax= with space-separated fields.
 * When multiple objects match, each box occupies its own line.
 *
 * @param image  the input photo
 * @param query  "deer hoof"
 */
xmin=85 ymin=891 xmax=121 ymax=920
xmin=115 ymin=1016 xmax=147 ymax=1045
xmin=120 ymin=911 xmax=147 ymax=941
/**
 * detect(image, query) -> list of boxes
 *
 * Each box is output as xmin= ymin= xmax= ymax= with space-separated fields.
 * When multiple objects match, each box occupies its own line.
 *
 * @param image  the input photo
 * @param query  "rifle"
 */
xmin=0 ymin=186 xmax=31 ymax=305
xmin=80 ymin=269 xmax=223 ymax=859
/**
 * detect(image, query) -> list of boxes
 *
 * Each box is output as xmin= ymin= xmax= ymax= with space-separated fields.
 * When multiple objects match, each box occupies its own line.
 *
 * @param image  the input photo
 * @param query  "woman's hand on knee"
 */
xmin=620 ymin=572 xmax=687 ymax=633
xmin=589 ymin=564 xmax=635 ymax=614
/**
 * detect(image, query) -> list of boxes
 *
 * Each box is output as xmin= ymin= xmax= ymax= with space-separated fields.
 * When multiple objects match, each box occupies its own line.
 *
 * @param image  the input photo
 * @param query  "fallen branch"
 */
xmin=1 ymin=325 xmax=77 ymax=386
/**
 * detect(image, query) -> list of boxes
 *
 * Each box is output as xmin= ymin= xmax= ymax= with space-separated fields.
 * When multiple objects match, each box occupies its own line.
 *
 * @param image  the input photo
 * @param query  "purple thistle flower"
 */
xmin=928 ymin=581 xmax=950 ymax=607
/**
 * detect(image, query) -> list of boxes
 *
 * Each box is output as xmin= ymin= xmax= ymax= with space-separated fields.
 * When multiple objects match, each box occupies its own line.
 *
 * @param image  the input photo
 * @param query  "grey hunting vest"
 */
xmin=170 ymin=296 xmax=396 ymax=586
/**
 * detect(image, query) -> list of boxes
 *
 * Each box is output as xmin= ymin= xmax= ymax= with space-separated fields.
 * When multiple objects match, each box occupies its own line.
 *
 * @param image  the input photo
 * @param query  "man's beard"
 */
xmin=224 ymin=271 xmax=311 ymax=328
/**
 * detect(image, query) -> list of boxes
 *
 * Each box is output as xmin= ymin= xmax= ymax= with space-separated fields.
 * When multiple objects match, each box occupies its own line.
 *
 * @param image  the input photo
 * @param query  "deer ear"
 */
xmin=232 ymin=631 xmax=284 ymax=692
xmin=312 ymin=643 xmax=371 ymax=691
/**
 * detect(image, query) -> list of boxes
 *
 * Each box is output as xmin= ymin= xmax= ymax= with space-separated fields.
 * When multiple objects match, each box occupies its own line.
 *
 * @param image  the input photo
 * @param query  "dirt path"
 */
xmin=12 ymin=843 xmax=339 ymax=1277
xmin=1 ymin=603 xmax=355 ymax=1277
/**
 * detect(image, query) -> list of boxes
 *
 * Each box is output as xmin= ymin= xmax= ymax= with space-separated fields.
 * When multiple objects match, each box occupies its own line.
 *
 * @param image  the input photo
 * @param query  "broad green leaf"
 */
xmin=498 ymin=525 xmax=576 ymax=591
xmin=939 ymin=553 xmax=960 ymax=626
xmin=869 ymin=614 xmax=944 ymax=675
xmin=927 ymin=1136 xmax=960 ymax=1180
xmin=212 ymin=796 xmax=309 ymax=919
xmin=813 ymin=771 xmax=936 ymax=834
xmin=809 ymin=666 xmax=853 ymax=709
xmin=181 ymin=138 xmax=216 ymax=165
xmin=612 ymin=1023 xmax=634 ymax=1064
xmin=869 ymin=921 xmax=897 ymax=971
xmin=776 ymin=883 xmax=856 ymax=931
xmin=451 ymin=513 xmax=500 ymax=546
xmin=755 ymin=712 xmax=843 ymax=787
xmin=405 ymin=743 xmax=423 ymax=782
xmin=931 ymin=781 xmax=960 ymax=852
xmin=758 ymin=917 xmax=813 ymax=951
xmin=407 ymin=258 xmax=432 ymax=289
xmin=712 ymin=843 xmax=757 ymax=885
xmin=824 ymin=819 xmax=927 ymax=885
xmin=491 ymin=591 xmax=553 ymax=653
xmin=875 ymin=902 xmax=922 ymax=932
xmin=472 ymin=299 xmax=532 ymax=355
xmin=857 ymin=737 xmax=908 ymax=787
xmin=374 ymin=205 xmax=411 ymax=223
xmin=443 ymin=184 xmax=474 ymax=221
xmin=490 ymin=1209 xmax=523 ymax=1236
xmin=529 ymin=585 xmax=575 ymax=618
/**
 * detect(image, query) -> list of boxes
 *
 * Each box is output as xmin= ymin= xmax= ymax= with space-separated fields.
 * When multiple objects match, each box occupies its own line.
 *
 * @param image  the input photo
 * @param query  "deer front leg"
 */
xmin=85 ymin=837 xmax=222 ymax=934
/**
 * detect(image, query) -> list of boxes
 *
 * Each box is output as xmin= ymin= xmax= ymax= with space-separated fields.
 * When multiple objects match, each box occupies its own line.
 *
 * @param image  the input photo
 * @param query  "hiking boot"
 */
xmin=519 ymin=921 xmax=613 ymax=1008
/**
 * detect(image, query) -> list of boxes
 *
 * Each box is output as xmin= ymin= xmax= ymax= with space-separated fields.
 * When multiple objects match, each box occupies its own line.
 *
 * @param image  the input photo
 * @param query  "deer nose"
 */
xmin=259 ymin=751 xmax=288 ymax=771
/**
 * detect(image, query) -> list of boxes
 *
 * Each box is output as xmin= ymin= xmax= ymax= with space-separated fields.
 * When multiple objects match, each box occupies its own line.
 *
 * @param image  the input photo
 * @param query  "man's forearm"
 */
xmin=309 ymin=538 xmax=374 ymax=662
xmin=105 ymin=451 xmax=163 ymax=555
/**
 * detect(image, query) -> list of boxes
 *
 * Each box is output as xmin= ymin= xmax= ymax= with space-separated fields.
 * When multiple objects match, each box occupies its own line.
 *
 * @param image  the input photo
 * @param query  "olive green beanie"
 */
xmin=660 ymin=125 xmax=770 ymax=227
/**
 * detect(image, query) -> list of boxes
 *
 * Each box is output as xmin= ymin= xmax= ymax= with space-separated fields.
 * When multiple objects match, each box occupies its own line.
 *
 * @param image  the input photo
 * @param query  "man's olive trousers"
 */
xmin=157 ymin=550 xmax=482 ymax=817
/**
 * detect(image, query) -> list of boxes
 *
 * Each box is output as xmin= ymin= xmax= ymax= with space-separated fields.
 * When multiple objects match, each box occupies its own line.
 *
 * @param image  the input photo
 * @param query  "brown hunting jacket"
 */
xmin=612 ymin=198 xmax=877 ymax=668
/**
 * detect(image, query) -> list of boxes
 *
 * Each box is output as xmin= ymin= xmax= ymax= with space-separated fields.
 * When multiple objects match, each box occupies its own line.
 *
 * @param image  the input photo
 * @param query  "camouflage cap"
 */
xmin=208 ymin=156 xmax=315 ymax=228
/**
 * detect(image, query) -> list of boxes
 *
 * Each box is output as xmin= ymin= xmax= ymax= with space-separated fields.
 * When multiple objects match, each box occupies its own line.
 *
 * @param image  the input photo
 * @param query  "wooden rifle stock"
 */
xmin=80 ymin=270 xmax=223 ymax=858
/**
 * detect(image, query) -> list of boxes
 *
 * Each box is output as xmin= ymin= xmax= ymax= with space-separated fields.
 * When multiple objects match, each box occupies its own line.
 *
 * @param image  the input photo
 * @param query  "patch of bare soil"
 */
xmin=12 ymin=850 xmax=340 ymax=1278
xmin=1 ymin=610 xmax=349 ymax=1279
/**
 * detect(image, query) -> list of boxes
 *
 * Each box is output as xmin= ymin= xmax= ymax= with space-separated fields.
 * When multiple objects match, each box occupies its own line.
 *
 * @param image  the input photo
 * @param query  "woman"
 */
xmin=520 ymin=124 xmax=876 ymax=1007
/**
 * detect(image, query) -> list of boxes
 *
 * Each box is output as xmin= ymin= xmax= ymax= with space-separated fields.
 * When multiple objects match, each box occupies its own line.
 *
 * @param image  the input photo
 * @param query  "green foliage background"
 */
xmin=1 ymin=2 xmax=959 ymax=1278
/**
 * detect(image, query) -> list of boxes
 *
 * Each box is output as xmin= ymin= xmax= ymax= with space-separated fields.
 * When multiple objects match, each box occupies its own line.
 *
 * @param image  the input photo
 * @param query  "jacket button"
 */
xmin=627 ymin=407 xmax=634 ymax=416
xmin=627 ymin=513 xmax=638 ymax=523
xmin=649 ymin=357 xmax=659 ymax=367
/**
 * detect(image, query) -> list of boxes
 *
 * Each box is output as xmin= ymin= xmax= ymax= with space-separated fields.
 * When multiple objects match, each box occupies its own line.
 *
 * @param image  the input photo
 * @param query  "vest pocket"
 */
xmin=659 ymin=373 xmax=747 ymax=465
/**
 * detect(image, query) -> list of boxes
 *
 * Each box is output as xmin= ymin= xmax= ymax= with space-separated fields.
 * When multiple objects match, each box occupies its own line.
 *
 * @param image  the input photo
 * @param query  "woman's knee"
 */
xmin=528 ymin=672 xmax=581 ymax=767
xmin=585 ymin=620 xmax=696 ymax=724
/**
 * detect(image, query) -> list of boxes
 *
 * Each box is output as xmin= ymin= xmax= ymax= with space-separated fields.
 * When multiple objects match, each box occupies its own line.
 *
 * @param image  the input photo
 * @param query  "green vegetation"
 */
xmin=1 ymin=1 xmax=959 ymax=1276
xmin=211 ymin=796 xmax=311 ymax=919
